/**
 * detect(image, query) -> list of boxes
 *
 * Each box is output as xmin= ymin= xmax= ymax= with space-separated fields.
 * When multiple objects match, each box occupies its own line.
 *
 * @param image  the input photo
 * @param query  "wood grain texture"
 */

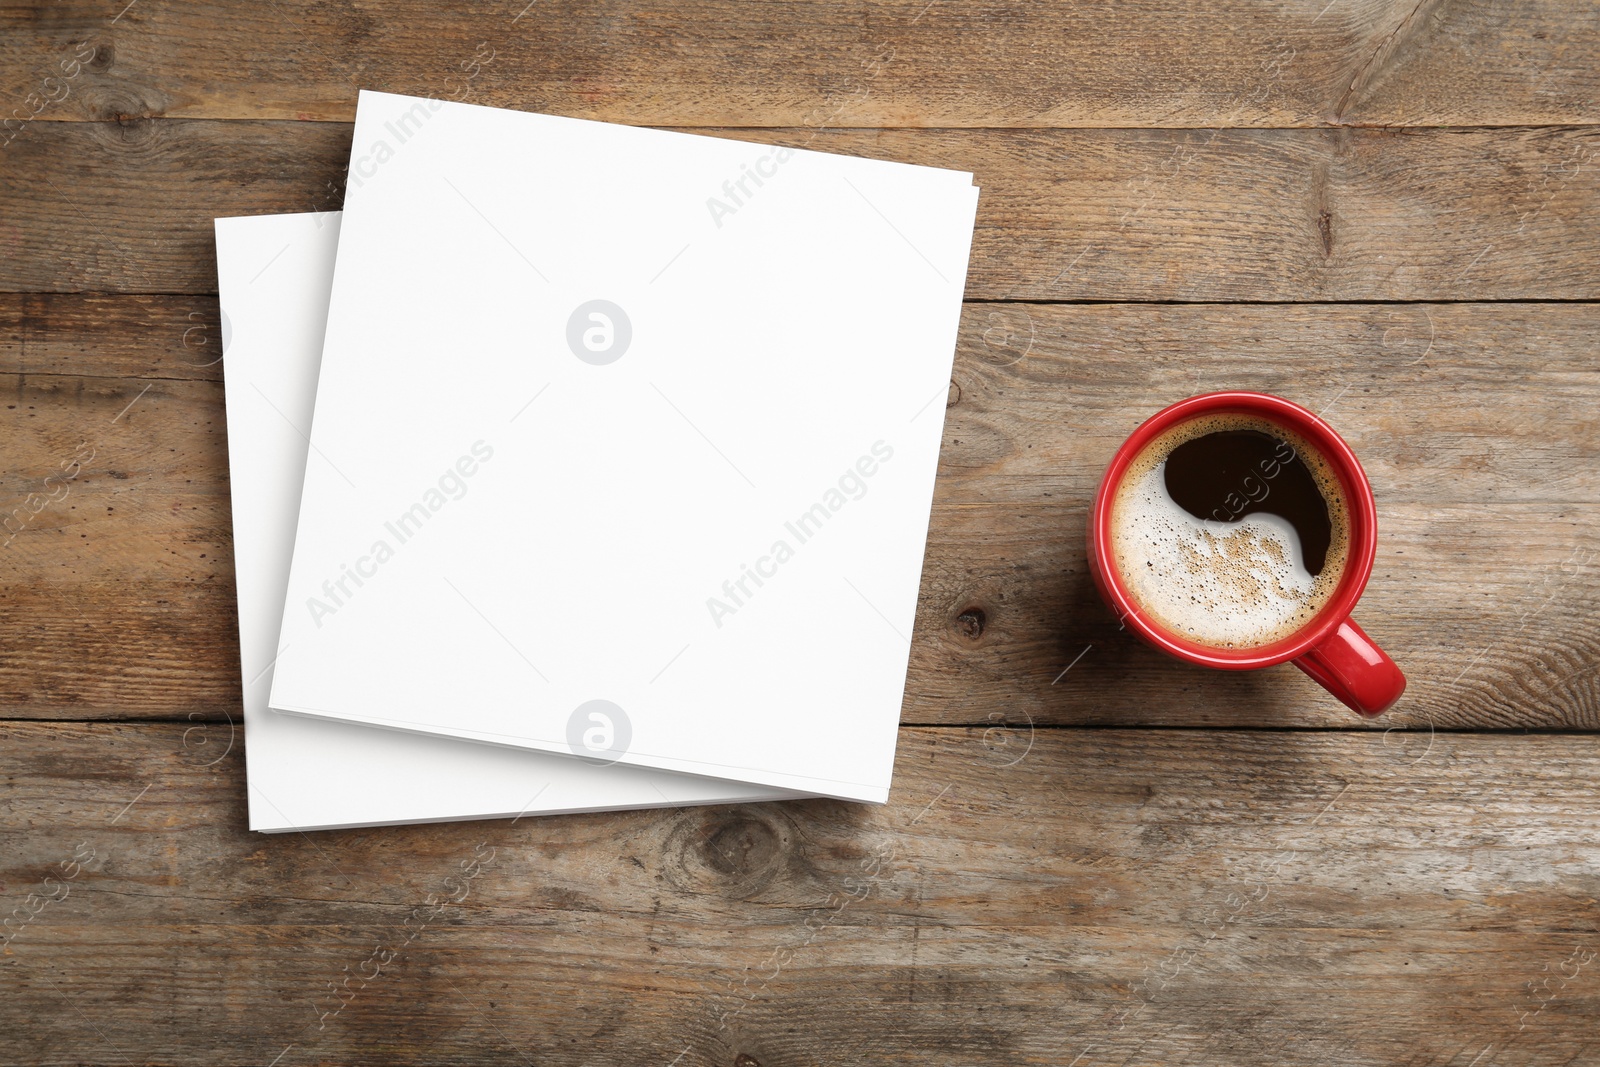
xmin=1 ymin=721 xmax=1596 ymax=1066
xmin=1 ymin=0 xmax=1596 ymax=128
xmin=3 ymin=123 xmax=1599 ymax=300
xmin=3 ymin=300 xmax=1594 ymax=727
xmin=3 ymin=3 xmax=1598 ymax=1059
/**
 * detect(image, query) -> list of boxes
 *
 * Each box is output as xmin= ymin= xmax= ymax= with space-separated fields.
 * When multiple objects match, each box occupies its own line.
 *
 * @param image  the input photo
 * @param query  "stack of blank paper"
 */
xmin=218 ymin=90 xmax=979 ymax=830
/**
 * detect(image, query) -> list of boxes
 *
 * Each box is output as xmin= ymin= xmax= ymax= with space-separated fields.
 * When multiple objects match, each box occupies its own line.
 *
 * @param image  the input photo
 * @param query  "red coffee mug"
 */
xmin=1087 ymin=391 xmax=1405 ymax=716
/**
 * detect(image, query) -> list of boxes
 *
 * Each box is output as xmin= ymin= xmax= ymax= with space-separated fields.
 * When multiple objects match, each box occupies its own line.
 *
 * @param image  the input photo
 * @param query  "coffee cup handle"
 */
xmin=1292 ymin=618 xmax=1406 ymax=717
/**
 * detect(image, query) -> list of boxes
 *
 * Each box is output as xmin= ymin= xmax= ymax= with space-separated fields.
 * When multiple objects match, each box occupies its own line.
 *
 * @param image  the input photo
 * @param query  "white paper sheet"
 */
xmin=270 ymin=92 xmax=980 ymax=803
xmin=218 ymin=210 xmax=801 ymax=831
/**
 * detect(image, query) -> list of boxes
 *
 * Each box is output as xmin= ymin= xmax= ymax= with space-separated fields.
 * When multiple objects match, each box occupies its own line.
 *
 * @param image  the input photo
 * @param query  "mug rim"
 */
xmin=1087 ymin=391 xmax=1379 ymax=670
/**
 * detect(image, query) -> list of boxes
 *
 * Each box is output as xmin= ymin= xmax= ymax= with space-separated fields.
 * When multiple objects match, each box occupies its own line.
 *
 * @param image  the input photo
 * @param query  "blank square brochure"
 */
xmin=270 ymin=92 xmax=980 ymax=803
xmin=218 ymin=211 xmax=798 ymax=831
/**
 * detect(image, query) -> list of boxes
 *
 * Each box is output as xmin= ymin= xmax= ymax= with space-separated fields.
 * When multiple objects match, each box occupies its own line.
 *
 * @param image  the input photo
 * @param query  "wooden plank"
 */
xmin=2 ymin=300 xmax=1594 ymax=727
xmin=0 ymin=721 xmax=1595 ymax=1065
xmin=1 ymin=0 xmax=1596 ymax=128
xmin=2 ymin=123 xmax=1598 ymax=300
xmin=0 ymin=292 xmax=225 ymax=380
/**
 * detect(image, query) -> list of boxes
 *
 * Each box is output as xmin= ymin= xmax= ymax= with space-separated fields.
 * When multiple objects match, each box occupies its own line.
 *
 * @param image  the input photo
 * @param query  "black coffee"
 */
xmin=1164 ymin=429 xmax=1332 ymax=575
xmin=1110 ymin=412 xmax=1351 ymax=649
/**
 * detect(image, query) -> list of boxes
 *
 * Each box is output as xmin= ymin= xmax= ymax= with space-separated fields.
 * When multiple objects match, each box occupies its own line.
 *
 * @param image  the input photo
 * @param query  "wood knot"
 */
xmin=954 ymin=607 xmax=986 ymax=639
xmin=734 ymin=1055 xmax=761 ymax=1067
xmin=83 ymin=40 xmax=114 ymax=73
xmin=662 ymin=807 xmax=791 ymax=899
xmin=700 ymin=815 xmax=781 ymax=877
xmin=84 ymin=85 xmax=166 ymax=142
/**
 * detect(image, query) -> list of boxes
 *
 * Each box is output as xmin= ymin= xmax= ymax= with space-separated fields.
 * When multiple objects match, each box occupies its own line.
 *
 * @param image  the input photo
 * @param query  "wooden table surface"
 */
xmin=2 ymin=2 xmax=1598 ymax=1064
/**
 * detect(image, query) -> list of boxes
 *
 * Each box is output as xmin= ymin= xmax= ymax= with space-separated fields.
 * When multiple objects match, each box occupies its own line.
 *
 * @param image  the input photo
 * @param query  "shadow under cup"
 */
xmin=1087 ymin=391 xmax=1405 ymax=716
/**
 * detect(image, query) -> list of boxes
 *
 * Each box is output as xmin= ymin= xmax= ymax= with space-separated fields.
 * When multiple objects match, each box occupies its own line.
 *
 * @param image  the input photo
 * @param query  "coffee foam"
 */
xmin=1110 ymin=412 xmax=1350 ymax=650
